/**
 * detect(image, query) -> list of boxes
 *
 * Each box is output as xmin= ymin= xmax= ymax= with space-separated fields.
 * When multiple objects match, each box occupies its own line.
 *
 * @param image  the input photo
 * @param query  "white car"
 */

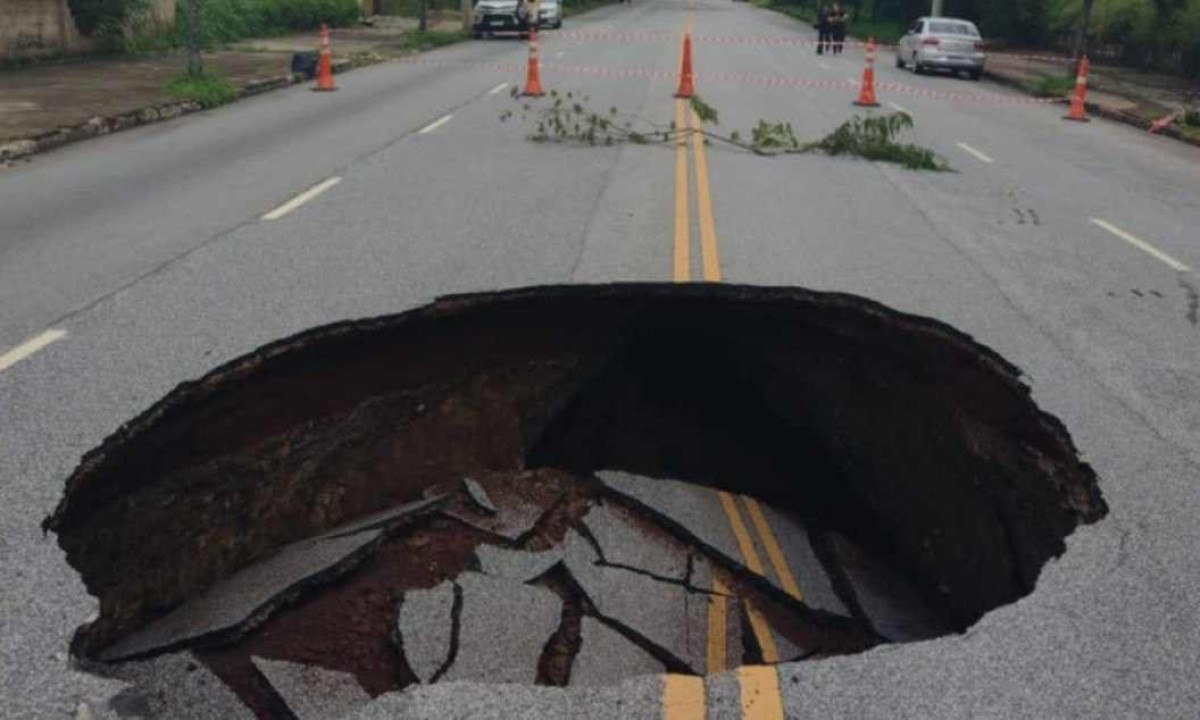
xmin=896 ymin=17 xmax=986 ymax=80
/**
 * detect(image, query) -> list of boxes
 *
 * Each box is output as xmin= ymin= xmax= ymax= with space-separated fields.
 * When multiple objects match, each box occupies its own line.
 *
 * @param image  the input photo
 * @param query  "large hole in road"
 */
xmin=45 ymin=284 xmax=1106 ymax=714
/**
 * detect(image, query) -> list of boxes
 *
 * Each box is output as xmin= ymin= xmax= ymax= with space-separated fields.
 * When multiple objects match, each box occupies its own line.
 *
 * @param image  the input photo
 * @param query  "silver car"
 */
xmin=538 ymin=0 xmax=562 ymax=29
xmin=896 ymin=17 xmax=986 ymax=80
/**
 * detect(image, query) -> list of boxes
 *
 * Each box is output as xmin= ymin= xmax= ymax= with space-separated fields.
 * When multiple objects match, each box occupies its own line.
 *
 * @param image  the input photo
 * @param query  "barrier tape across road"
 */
xmin=391 ymin=55 xmax=1064 ymax=106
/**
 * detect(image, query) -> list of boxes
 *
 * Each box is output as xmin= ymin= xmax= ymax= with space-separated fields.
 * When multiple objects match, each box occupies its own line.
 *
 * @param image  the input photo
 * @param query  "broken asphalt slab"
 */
xmin=570 ymin=617 xmax=665 ymax=687
xmin=101 ymin=498 xmax=442 ymax=661
xmin=104 ymin=651 xmax=255 ymax=720
xmin=395 ymin=580 xmax=456 ymax=683
xmin=440 ymin=573 xmax=562 ymax=685
xmin=562 ymin=530 xmax=715 ymax=674
xmin=462 ymin=478 xmax=498 ymax=516
xmin=598 ymin=471 xmax=830 ymax=607
xmin=581 ymin=500 xmax=689 ymax=583
xmin=442 ymin=474 xmax=565 ymax=543
xmin=749 ymin=500 xmax=849 ymax=618
xmin=336 ymin=673 xmax=665 ymax=720
xmin=473 ymin=543 xmax=563 ymax=583
xmin=251 ymin=657 xmax=371 ymax=720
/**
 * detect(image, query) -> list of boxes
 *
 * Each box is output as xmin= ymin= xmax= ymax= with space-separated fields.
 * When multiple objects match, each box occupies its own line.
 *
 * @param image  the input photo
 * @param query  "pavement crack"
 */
xmin=533 ymin=566 xmax=585 ymax=686
xmin=428 ymin=581 xmax=463 ymax=684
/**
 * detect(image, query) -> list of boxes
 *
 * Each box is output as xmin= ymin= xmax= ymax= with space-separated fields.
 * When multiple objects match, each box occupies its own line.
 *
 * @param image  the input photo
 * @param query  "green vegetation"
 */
xmin=1026 ymin=74 xmax=1076 ymax=96
xmin=165 ymin=70 xmax=238 ymax=107
xmin=399 ymin=29 xmax=469 ymax=52
xmin=1184 ymin=108 xmax=1200 ymax=127
xmin=189 ymin=0 xmax=361 ymax=46
xmin=507 ymin=92 xmax=948 ymax=170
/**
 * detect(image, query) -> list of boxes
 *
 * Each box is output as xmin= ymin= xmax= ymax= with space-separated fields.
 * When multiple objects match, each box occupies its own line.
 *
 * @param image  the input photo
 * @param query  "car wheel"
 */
xmin=472 ymin=30 xmax=483 ymax=39
xmin=913 ymin=55 xmax=925 ymax=75
xmin=555 ymin=20 xmax=562 ymax=29
xmin=969 ymin=70 xmax=982 ymax=81
xmin=895 ymin=53 xmax=904 ymax=69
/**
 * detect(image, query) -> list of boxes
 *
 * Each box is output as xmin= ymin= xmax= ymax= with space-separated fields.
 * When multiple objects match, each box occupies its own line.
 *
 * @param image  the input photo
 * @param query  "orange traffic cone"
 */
xmin=522 ymin=27 xmax=545 ymax=97
xmin=853 ymin=37 xmax=880 ymax=107
xmin=313 ymin=23 xmax=337 ymax=92
xmin=1063 ymin=56 xmax=1090 ymax=122
xmin=674 ymin=33 xmax=695 ymax=99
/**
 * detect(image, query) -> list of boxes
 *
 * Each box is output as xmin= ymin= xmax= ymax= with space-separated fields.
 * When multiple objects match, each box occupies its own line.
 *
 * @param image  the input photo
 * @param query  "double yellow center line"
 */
xmin=672 ymin=24 xmax=721 ymax=283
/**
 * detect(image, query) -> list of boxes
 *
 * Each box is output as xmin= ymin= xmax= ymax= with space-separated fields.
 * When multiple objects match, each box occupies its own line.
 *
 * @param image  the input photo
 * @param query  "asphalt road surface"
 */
xmin=2 ymin=0 xmax=1199 ymax=718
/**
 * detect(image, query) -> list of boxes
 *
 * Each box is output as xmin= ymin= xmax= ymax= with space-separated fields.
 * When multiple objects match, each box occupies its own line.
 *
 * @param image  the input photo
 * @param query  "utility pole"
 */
xmin=1072 ymin=0 xmax=1095 ymax=60
xmin=419 ymin=0 xmax=427 ymax=32
xmin=930 ymin=0 xmax=944 ymax=17
xmin=462 ymin=0 xmax=472 ymax=32
xmin=183 ymin=0 xmax=203 ymax=76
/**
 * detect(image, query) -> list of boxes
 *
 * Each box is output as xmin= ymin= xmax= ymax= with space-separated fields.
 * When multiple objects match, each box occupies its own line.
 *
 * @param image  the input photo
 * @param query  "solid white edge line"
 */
xmin=888 ymin=101 xmax=910 ymax=113
xmin=417 ymin=114 xmax=454 ymax=135
xmin=1090 ymin=218 xmax=1191 ymax=272
xmin=0 ymin=329 xmax=67 ymax=373
xmin=488 ymin=82 xmax=510 ymax=95
xmin=261 ymin=176 xmax=342 ymax=221
xmin=956 ymin=142 xmax=995 ymax=164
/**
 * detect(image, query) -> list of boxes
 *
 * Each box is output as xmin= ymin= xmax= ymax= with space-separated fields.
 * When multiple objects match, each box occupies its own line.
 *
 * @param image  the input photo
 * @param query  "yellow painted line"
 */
xmin=716 ymin=491 xmax=765 ymax=576
xmin=673 ymin=99 xmax=691 ymax=282
xmin=689 ymin=109 xmax=721 ymax=281
xmin=745 ymin=602 xmax=779 ymax=663
xmin=741 ymin=496 xmax=804 ymax=602
xmin=738 ymin=666 xmax=786 ymax=720
xmin=662 ymin=674 xmax=705 ymax=720
xmin=716 ymin=491 xmax=779 ymax=661
xmin=706 ymin=573 xmax=729 ymax=673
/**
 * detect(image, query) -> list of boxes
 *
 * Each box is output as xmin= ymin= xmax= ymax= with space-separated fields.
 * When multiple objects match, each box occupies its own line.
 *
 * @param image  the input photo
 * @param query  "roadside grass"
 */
xmin=399 ymin=29 xmax=469 ymax=52
xmin=166 ymin=71 xmax=238 ymax=108
xmin=1025 ymin=74 xmax=1075 ymax=97
xmin=1185 ymin=108 xmax=1200 ymax=127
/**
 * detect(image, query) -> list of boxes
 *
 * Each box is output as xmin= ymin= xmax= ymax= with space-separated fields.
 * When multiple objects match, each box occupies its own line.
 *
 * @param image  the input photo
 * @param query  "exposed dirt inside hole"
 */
xmin=45 ymin=284 xmax=1107 ymax=695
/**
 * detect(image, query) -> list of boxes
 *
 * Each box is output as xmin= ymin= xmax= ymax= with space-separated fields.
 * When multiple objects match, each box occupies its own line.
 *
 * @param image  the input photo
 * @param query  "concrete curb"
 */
xmin=984 ymin=67 xmax=1200 ymax=149
xmin=0 ymin=56 xmax=378 ymax=164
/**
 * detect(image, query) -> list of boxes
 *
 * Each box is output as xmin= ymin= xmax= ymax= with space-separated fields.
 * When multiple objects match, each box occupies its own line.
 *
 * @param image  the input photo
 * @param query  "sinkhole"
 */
xmin=45 ymin=284 xmax=1107 ymax=717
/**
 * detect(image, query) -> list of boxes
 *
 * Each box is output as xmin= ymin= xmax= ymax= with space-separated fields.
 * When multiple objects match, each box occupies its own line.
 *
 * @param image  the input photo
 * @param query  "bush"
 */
xmin=186 ymin=0 xmax=361 ymax=46
xmin=1027 ymin=74 xmax=1075 ymax=97
xmin=1184 ymin=108 xmax=1200 ymax=127
xmin=165 ymin=70 xmax=238 ymax=107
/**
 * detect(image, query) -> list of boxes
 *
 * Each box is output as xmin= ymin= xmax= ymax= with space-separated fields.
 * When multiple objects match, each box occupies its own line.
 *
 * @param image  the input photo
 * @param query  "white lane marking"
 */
xmin=888 ymin=101 xmax=910 ymax=113
xmin=1090 ymin=218 xmax=1191 ymax=272
xmin=0 ymin=329 xmax=67 ymax=373
xmin=847 ymin=76 xmax=859 ymax=84
xmin=488 ymin=82 xmax=509 ymax=95
xmin=819 ymin=61 xmax=831 ymax=70
xmin=956 ymin=142 xmax=995 ymax=164
xmin=262 ymin=177 xmax=342 ymax=221
xmin=417 ymin=114 xmax=454 ymax=135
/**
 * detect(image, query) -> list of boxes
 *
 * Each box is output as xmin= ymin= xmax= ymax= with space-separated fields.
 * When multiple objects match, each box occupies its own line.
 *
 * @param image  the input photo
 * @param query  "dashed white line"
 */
xmin=956 ymin=142 xmax=995 ymax=164
xmin=887 ymin=101 xmax=910 ymax=113
xmin=262 ymin=177 xmax=342 ymax=221
xmin=488 ymin=82 xmax=510 ymax=95
xmin=0 ymin=329 xmax=67 ymax=373
xmin=1090 ymin=218 xmax=1191 ymax=272
xmin=417 ymin=114 xmax=454 ymax=135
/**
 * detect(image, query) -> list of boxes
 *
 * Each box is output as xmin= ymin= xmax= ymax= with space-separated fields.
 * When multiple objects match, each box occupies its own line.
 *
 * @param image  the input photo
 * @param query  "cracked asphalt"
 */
xmin=2 ymin=0 xmax=1199 ymax=717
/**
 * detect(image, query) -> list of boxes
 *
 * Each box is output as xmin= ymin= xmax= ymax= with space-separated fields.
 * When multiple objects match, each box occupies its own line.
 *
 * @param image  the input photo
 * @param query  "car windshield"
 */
xmin=929 ymin=21 xmax=979 ymax=36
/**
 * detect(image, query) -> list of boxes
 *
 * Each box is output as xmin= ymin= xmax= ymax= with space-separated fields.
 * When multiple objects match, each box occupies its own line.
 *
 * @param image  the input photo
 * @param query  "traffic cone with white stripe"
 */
xmin=674 ymin=33 xmax=695 ymax=98
xmin=1063 ymin=56 xmax=1090 ymax=122
xmin=522 ymin=26 xmax=546 ymax=97
xmin=313 ymin=23 xmax=337 ymax=92
xmin=853 ymin=37 xmax=880 ymax=107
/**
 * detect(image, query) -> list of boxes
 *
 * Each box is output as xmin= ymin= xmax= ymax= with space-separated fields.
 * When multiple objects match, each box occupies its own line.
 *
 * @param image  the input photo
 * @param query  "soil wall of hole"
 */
xmin=43 ymin=284 xmax=1107 ymax=657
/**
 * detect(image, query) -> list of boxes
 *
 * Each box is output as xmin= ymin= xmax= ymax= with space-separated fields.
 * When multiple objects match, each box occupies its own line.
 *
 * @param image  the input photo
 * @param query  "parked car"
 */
xmin=538 ymin=0 xmax=563 ymax=29
xmin=473 ymin=0 xmax=532 ymax=38
xmin=472 ymin=0 xmax=558 ymax=38
xmin=896 ymin=17 xmax=986 ymax=80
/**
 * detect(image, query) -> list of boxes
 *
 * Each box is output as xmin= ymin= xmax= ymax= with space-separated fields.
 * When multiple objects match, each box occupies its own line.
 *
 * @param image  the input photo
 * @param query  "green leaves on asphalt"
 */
xmin=507 ymin=92 xmax=949 ymax=170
